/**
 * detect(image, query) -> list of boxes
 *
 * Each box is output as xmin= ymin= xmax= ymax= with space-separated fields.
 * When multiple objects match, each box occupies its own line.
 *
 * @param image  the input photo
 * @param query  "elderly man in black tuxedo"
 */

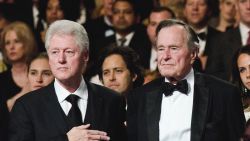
xmin=127 ymin=19 xmax=245 ymax=141
xmin=8 ymin=20 xmax=126 ymax=141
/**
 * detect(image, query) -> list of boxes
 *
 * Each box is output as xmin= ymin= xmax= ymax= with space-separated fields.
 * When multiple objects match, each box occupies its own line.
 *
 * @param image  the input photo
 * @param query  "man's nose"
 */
xmin=109 ymin=71 xmax=116 ymax=81
xmin=58 ymin=52 xmax=66 ymax=63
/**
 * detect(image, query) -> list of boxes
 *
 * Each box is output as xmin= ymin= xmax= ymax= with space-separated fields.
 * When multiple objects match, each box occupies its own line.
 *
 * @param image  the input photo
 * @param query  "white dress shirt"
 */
xmin=197 ymin=27 xmax=208 ymax=57
xmin=150 ymin=47 xmax=157 ymax=71
xmin=239 ymin=22 xmax=250 ymax=46
xmin=116 ymin=32 xmax=135 ymax=46
xmin=159 ymin=69 xmax=194 ymax=141
xmin=54 ymin=77 xmax=88 ymax=123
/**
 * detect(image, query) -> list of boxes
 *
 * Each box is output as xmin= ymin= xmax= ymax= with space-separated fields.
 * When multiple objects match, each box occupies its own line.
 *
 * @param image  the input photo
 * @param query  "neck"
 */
xmin=217 ymin=16 xmax=234 ymax=32
xmin=11 ymin=62 xmax=27 ymax=73
xmin=190 ymin=22 xmax=207 ymax=32
xmin=117 ymin=31 xmax=130 ymax=37
xmin=58 ymin=77 xmax=82 ymax=93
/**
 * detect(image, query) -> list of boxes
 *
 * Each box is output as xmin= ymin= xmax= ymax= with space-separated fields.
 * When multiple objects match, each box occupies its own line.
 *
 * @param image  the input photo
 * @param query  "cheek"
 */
xmin=240 ymin=73 xmax=247 ymax=83
xmin=28 ymin=76 xmax=35 ymax=83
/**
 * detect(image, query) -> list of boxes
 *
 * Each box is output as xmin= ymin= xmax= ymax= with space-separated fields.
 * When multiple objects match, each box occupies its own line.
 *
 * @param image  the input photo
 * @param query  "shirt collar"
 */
xmin=196 ymin=26 xmax=208 ymax=34
xmin=240 ymin=22 xmax=250 ymax=36
xmin=164 ymin=68 xmax=194 ymax=91
xmin=54 ymin=76 xmax=88 ymax=103
xmin=116 ymin=32 xmax=135 ymax=44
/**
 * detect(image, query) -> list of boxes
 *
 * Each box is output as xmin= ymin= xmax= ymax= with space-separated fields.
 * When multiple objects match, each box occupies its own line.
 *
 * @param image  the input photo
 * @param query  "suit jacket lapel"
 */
xmin=85 ymin=82 xmax=103 ymax=129
xmin=146 ymin=78 xmax=165 ymax=141
xmin=42 ymin=83 xmax=69 ymax=132
xmin=191 ymin=73 xmax=210 ymax=141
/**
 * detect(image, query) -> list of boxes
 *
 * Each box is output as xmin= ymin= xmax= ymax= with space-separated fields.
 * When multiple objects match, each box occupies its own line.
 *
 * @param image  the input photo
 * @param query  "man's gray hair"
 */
xmin=45 ymin=20 xmax=89 ymax=52
xmin=156 ymin=19 xmax=199 ymax=50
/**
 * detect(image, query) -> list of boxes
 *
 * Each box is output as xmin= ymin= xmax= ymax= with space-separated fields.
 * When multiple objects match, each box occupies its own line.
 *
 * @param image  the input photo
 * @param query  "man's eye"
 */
xmin=103 ymin=71 xmax=109 ymax=76
xmin=116 ymin=69 xmax=123 ymax=73
xmin=65 ymin=51 xmax=75 ymax=56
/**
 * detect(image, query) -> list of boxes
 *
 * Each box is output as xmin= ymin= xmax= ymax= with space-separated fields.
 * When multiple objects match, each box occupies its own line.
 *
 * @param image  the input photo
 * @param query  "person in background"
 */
xmin=127 ymin=19 xmax=245 ymax=141
xmin=9 ymin=20 xmax=126 ymax=141
xmin=183 ymin=0 xmax=221 ymax=73
xmin=0 ymin=21 xmax=37 ymax=141
xmin=97 ymin=45 xmax=144 ymax=98
xmin=99 ymin=0 xmax=151 ymax=69
xmin=28 ymin=52 xmax=54 ymax=91
xmin=208 ymin=0 xmax=250 ymax=81
xmin=85 ymin=0 xmax=151 ymax=81
xmin=6 ymin=52 xmax=54 ymax=111
xmin=241 ymin=119 xmax=250 ymax=141
xmin=84 ymin=0 xmax=115 ymax=68
xmin=0 ymin=3 xmax=16 ymax=73
xmin=146 ymin=6 xmax=175 ymax=72
xmin=216 ymin=0 xmax=237 ymax=32
xmin=232 ymin=45 xmax=250 ymax=121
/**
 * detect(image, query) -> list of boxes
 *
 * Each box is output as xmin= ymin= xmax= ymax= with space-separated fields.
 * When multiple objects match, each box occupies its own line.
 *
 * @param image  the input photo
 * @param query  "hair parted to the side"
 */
xmin=45 ymin=20 xmax=89 ymax=52
xmin=156 ymin=19 xmax=199 ymax=51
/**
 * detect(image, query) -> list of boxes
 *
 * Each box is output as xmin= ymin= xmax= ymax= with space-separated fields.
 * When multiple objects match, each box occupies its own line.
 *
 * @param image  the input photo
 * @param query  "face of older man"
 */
xmin=156 ymin=25 xmax=197 ymax=81
xmin=48 ymin=34 xmax=88 ymax=84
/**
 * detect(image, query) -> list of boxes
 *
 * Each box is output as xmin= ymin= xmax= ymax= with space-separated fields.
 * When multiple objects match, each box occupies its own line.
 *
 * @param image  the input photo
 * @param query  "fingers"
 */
xmin=76 ymin=124 xmax=91 ymax=129
xmin=70 ymin=124 xmax=110 ymax=141
xmin=85 ymin=129 xmax=110 ymax=140
xmin=87 ymin=130 xmax=107 ymax=136
xmin=87 ymin=134 xmax=110 ymax=141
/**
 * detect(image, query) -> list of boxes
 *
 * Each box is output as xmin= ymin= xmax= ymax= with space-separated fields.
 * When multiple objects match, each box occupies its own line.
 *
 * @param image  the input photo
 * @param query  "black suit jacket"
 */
xmin=9 ymin=81 xmax=127 ymax=141
xmin=205 ymin=27 xmax=241 ymax=81
xmin=193 ymin=26 xmax=221 ymax=73
xmin=96 ymin=24 xmax=151 ymax=69
xmin=127 ymin=73 xmax=245 ymax=141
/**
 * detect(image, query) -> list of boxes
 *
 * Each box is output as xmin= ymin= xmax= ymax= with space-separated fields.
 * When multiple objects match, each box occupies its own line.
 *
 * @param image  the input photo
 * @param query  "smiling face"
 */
xmin=156 ymin=25 xmax=197 ymax=81
xmin=28 ymin=58 xmax=54 ymax=91
xmin=237 ymin=53 xmax=250 ymax=89
xmin=101 ymin=54 xmax=136 ymax=94
xmin=4 ymin=30 xmax=25 ymax=63
xmin=47 ymin=34 xmax=88 ymax=84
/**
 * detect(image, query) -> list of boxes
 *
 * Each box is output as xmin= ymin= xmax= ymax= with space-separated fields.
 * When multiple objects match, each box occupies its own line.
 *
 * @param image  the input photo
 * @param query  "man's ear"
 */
xmin=190 ymin=47 xmax=199 ymax=64
xmin=82 ymin=49 xmax=89 ymax=62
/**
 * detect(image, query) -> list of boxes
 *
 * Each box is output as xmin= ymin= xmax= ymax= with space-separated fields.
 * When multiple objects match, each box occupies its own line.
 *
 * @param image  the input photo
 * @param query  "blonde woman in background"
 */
xmin=0 ymin=21 xmax=37 ymax=141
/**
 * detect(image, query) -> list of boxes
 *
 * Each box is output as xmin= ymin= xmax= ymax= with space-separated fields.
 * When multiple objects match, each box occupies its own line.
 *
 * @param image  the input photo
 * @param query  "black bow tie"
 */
xmin=197 ymin=32 xmax=207 ymax=41
xmin=162 ymin=79 xmax=188 ymax=96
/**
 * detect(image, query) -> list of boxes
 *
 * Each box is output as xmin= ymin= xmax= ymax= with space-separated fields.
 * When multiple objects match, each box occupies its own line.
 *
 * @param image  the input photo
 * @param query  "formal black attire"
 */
xmin=194 ymin=26 xmax=221 ymax=74
xmin=127 ymin=72 xmax=245 ymax=141
xmin=84 ymin=16 xmax=114 ymax=62
xmin=9 ymin=81 xmax=127 ymax=141
xmin=206 ymin=27 xmax=241 ymax=81
xmin=0 ymin=69 xmax=21 ymax=141
xmin=96 ymin=24 xmax=151 ymax=69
